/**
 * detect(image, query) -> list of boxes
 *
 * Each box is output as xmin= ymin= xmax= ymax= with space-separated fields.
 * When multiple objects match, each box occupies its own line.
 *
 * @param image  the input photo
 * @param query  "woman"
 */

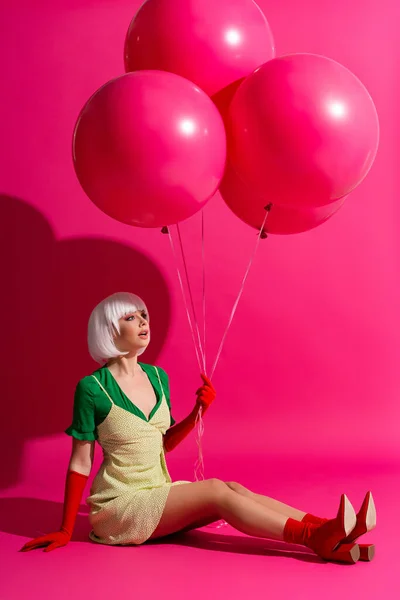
xmin=21 ymin=292 xmax=376 ymax=563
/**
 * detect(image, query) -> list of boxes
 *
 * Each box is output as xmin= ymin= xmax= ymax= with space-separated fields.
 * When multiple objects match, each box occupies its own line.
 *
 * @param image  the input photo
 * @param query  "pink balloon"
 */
xmin=73 ymin=71 xmax=226 ymax=228
xmin=228 ymin=54 xmax=379 ymax=208
xmin=220 ymin=163 xmax=346 ymax=235
xmin=124 ymin=0 xmax=275 ymax=97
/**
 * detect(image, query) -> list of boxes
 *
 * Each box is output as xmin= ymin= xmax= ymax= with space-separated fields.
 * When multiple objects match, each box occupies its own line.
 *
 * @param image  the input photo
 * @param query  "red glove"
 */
xmin=164 ymin=374 xmax=216 ymax=452
xmin=195 ymin=374 xmax=216 ymax=415
xmin=20 ymin=470 xmax=88 ymax=553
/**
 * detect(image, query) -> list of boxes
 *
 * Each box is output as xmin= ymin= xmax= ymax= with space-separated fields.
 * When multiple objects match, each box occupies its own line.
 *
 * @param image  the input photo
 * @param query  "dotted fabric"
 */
xmin=87 ymin=369 xmax=190 ymax=546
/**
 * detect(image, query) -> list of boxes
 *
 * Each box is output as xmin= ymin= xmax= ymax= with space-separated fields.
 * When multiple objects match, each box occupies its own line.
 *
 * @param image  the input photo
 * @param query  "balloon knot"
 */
xmin=260 ymin=230 xmax=268 ymax=239
xmin=264 ymin=203 xmax=273 ymax=212
xmin=161 ymin=226 xmax=169 ymax=234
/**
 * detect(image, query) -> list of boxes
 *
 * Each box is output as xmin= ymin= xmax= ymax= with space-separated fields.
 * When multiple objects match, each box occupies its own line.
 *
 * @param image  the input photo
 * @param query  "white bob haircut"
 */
xmin=88 ymin=292 xmax=149 ymax=364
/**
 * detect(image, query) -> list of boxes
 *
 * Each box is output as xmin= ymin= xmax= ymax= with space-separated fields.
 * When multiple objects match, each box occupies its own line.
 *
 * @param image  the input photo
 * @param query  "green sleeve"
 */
xmin=158 ymin=368 xmax=176 ymax=427
xmin=65 ymin=377 xmax=98 ymax=441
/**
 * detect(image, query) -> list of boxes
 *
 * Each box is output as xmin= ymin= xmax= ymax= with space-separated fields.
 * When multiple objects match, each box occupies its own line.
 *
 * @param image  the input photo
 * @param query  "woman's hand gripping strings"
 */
xmin=163 ymin=375 xmax=216 ymax=453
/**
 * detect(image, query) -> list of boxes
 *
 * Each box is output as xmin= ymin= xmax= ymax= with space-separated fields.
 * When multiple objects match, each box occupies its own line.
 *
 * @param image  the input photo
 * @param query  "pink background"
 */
xmin=1 ymin=1 xmax=399 ymax=598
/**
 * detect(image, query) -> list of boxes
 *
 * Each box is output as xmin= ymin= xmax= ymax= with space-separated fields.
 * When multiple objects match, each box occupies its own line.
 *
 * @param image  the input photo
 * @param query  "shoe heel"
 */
xmin=327 ymin=543 xmax=360 ymax=564
xmin=359 ymin=543 xmax=375 ymax=561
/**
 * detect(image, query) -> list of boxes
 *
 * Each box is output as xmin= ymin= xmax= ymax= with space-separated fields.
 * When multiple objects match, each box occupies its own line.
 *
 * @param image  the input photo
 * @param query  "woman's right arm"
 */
xmin=69 ymin=438 xmax=95 ymax=476
xmin=20 ymin=439 xmax=95 ymax=553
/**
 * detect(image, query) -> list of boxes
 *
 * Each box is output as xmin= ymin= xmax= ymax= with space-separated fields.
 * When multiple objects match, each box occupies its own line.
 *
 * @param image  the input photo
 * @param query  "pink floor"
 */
xmin=1 ymin=454 xmax=397 ymax=600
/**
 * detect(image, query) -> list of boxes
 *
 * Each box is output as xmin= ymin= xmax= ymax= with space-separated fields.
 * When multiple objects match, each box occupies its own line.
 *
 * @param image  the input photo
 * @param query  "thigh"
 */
xmin=178 ymin=515 xmax=220 ymax=534
xmin=149 ymin=479 xmax=225 ymax=540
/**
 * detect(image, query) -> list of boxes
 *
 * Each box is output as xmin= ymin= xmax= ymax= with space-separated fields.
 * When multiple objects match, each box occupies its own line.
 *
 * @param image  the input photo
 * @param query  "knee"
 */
xmin=225 ymin=481 xmax=244 ymax=493
xmin=207 ymin=478 xmax=229 ymax=505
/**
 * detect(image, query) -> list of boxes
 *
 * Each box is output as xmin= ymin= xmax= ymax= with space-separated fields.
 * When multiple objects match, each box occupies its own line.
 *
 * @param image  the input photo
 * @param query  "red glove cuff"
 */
xmin=61 ymin=470 xmax=89 ymax=537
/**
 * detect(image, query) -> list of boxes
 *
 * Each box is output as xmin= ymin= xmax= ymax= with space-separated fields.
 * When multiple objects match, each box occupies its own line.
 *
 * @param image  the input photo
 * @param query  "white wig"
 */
xmin=88 ymin=292 xmax=149 ymax=364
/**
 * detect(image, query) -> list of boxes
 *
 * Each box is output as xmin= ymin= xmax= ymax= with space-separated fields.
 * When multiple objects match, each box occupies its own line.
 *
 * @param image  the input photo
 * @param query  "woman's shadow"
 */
xmin=2 ymin=196 xmax=324 ymax=564
xmin=2 ymin=496 xmax=322 ymax=563
xmin=0 ymin=195 xmax=171 ymax=490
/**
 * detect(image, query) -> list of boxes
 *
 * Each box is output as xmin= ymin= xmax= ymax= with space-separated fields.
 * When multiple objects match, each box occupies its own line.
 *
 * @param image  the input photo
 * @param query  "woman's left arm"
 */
xmin=163 ymin=374 xmax=216 ymax=452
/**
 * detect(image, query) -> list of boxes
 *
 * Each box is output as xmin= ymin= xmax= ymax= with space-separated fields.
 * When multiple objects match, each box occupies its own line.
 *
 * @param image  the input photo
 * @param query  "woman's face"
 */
xmin=114 ymin=309 xmax=150 ymax=354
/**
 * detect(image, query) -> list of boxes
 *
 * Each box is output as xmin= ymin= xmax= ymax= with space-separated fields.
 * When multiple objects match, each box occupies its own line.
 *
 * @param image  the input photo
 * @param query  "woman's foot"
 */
xmin=303 ymin=491 xmax=376 ymax=561
xmin=343 ymin=491 xmax=376 ymax=541
xmin=284 ymin=494 xmax=359 ymax=563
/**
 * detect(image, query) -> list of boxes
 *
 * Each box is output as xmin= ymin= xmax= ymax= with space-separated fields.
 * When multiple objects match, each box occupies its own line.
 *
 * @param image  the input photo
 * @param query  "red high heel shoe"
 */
xmin=302 ymin=492 xmax=376 ymax=562
xmin=285 ymin=494 xmax=359 ymax=564
xmin=343 ymin=491 xmax=376 ymax=561
xmin=307 ymin=494 xmax=359 ymax=563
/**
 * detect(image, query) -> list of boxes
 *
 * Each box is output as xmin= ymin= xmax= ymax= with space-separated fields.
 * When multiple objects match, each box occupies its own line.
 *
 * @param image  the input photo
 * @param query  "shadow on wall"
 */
xmin=0 ymin=195 xmax=171 ymax=490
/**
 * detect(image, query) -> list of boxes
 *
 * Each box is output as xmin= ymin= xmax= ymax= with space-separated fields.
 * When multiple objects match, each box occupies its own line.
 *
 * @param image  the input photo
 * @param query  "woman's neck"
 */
xmin=107 ymin=354 xmax=140 ymax=377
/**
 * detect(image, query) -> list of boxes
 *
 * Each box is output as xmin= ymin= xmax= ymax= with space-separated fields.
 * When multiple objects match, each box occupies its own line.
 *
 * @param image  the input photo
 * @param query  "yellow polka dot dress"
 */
xmin=66 ymin=365 xmax=190 ymax=545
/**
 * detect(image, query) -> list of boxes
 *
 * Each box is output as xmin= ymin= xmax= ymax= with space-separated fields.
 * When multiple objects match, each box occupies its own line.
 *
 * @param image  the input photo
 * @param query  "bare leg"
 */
xmin=178 ymin=515 xmax=221 ymax=533
xmin=149 ymin=478 xmax=288 ymax=541
xmin=225 ymin=482 xmax=308 ymax=521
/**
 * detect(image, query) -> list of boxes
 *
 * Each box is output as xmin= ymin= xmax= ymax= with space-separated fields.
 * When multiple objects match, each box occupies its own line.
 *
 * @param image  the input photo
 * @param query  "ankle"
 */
xmin=302 ymin=513 xmax=328 ymax=525
xmin=283 ymin=518 xmax=318 ymax=547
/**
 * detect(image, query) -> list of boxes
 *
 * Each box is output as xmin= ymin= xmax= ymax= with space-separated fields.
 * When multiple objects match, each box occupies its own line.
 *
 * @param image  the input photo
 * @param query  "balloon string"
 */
xmin=194 ymin=404 xmax=225 ymax=527
xmin=194 ymin=204 xmax=271 ymax=494
xmin=164 ymin=224 xmax=206 ymax=481
xmin=210 ymin=206 xmax=271 ymax=380
xmin=176 ymin=223 xmax=207 ymax=374
xmin=194 ymin=406 xmax=205 ymax=481
xmin=164 ymin=227 xmax=203 ymax=372
xmin=194 ymin=213 xmax=207 ymax=481
xmin=201 ymin=211 xmax=207 ymax=376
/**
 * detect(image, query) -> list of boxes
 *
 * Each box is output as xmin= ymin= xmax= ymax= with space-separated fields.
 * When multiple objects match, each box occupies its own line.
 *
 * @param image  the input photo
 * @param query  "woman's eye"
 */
xmin=125 ymin=316 xmax=135 ymax=321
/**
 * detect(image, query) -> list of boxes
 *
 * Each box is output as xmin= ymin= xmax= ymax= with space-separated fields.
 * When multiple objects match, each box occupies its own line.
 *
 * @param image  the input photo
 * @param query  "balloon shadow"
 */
xmin=212 ymin=78 xmax=245 ymax=120
xmin=0 ymin=195 xmax=171 ymax=489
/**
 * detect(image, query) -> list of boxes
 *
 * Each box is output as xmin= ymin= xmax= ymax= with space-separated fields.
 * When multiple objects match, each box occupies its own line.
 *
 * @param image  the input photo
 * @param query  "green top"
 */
xmin=65 ymin=363 xmax=175 ymax=441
